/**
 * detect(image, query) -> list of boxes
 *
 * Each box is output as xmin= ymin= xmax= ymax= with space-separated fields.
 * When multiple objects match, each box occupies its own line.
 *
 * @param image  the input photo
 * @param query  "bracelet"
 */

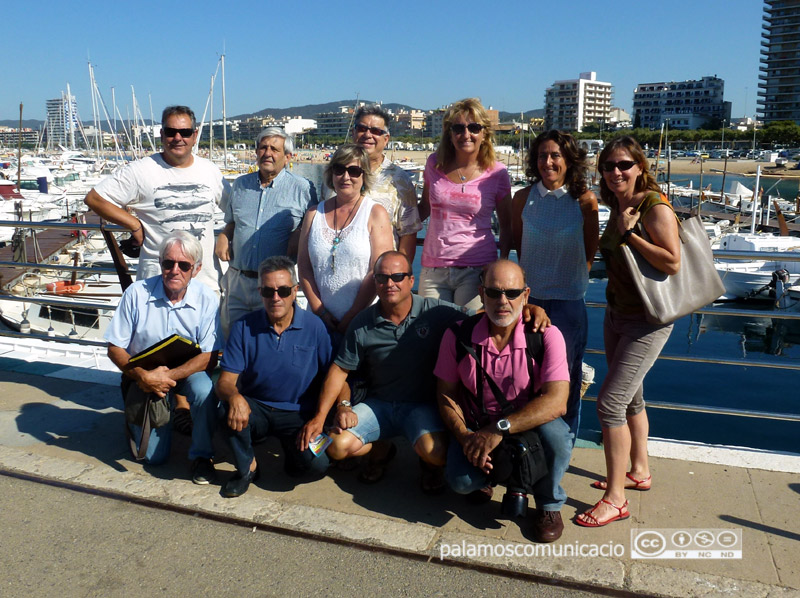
xmin=318 ymin=307 xmax=328 ymax=317
xmin=621 ymin=228 xmax=635 ymax=243
xmin=130 ymin=224 xmax=142 ymax=234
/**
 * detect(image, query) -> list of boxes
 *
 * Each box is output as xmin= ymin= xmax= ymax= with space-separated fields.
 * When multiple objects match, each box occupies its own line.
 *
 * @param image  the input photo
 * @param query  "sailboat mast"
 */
xmin=221 ymin=52 xmax=228 ymax=171
xmin=209 ymin=75 xmax=214 ymax=160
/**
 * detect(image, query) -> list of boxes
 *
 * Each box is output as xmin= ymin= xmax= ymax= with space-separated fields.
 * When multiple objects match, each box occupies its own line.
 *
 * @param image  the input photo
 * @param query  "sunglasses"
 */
xmin=600 ymin=160 xmax=638 ymax=173
xmin=332 ymin=164 xmax=365 ymax=178
xmin=374 ymin=272 xmax=412 ymax=284
xmin=483 ymin=287 xmax=525 ymax=300
xmin=260 ymin=286 xmax=294 ymax=298
xmin=354 ymin=123 xmax=387 ymax=136
xmin=161 ymin=259 xmax=193 ymax=272
xmin=450 ymin=123 xmax=484 ymax=135
xmin=163 ymin=127 xmax=195 ymax=138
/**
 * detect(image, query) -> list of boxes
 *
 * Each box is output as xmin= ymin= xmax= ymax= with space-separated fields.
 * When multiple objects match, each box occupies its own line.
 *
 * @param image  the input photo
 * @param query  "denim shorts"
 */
xmin=347 ymin=399 xmax=445 ymax=446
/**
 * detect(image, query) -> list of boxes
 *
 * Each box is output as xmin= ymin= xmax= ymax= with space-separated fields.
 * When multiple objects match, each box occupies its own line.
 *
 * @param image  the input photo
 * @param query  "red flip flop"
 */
xmin=590 ymin=473 xmax=651 ymax=491
xmin=576 ymin=499 xmax=630 ymax=527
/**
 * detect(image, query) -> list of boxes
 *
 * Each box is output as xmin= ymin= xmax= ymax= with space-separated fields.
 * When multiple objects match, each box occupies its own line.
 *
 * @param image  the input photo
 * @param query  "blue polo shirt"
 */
xmin=222 ymin=169 xmax=317 ymax=271
xmin=220 ymin=305 xmax=332 ymax=411
xmin=105 ymin=275 xmax=220 ymax=355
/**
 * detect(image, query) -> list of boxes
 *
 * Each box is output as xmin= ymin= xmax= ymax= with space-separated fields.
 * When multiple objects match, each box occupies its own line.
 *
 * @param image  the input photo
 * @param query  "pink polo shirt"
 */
xmin=421 ymin=154 xmax=511 ymax=267
xmin=434 ymin=315 xmax=569 ymax=416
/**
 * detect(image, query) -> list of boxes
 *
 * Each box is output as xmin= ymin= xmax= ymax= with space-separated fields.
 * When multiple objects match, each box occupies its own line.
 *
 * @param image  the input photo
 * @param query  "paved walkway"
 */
xmin=0 ymin=351 xmax=798 ymax=598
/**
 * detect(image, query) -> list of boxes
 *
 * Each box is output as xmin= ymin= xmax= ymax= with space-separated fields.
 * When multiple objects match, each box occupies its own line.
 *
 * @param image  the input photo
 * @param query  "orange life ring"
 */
xmin=45 ymin=280 xmax=84 ymax=294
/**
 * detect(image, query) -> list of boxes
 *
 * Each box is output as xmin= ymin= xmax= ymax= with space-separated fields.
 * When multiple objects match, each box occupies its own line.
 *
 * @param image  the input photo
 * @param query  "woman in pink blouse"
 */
xmin=418 ymin=98 xmax=512 ymax=310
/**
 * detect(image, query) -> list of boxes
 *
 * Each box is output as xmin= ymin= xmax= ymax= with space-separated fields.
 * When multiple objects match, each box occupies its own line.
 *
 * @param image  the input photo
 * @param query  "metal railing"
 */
xmin=1 ymin=219 xmax=799 ymax=423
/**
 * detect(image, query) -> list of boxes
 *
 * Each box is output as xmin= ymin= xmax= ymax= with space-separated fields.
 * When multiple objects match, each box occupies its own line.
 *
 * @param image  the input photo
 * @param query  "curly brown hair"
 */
xmin=526 ymin=130 xmax=590 ymax=199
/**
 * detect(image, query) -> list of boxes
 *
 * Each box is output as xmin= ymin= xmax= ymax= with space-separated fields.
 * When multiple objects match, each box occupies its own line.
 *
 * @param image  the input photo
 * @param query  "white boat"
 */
xmin=0 ymin=234 xmax=129 ymax=341
xmin=715 ymin=232 xmax=800 ymax=307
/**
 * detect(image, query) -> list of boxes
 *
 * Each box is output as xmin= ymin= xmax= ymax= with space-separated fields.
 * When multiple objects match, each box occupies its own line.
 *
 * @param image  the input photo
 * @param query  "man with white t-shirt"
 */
xmin=84 ymin=105 xmax=230 ymax=294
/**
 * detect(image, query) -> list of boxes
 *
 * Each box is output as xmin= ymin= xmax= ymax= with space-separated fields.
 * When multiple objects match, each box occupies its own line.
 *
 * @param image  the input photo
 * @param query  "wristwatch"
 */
xmin=621 ymin=228 xmax=635 ymax=243
xmin=338 ymin=400 xmax=352 ymax=409
xmin=496 ymin=418 xmax=511 ymax=436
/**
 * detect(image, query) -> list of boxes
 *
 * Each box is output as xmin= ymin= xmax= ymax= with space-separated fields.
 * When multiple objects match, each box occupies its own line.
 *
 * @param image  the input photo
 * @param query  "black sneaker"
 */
xmin=222 ymin=466 xmax=260 ymax=498
xmin=191 ymin=458 xmax=217 ymax=485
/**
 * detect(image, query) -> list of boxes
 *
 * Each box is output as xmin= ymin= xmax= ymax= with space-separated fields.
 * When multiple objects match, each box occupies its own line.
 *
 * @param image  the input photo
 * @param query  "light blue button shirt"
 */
xmin=105 ymin=275 xmax=221 ymax=355
xmin=222 ymin=169 xmax=317 ymax=271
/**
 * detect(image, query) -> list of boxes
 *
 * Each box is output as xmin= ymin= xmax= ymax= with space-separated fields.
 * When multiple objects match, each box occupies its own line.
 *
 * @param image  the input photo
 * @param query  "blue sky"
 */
xmin=4 ymin=0 xmax=764 ymax=123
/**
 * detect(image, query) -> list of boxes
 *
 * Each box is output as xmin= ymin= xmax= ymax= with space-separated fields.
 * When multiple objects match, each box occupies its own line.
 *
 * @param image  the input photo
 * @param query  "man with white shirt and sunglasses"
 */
xmin=215 ymin=256 xmax=332 ymax=498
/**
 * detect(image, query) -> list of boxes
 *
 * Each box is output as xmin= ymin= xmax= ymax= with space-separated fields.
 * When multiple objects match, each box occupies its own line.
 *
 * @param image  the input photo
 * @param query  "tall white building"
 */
xmin=45 ymin=92 xmax=81 ymax=149
xmin=632 ymin=76 xmax=730 ymax=130
xmin=758 ymin=0 xmax=800 ymax=125
xmin=544 ymin=72 xmax=613 ymax=132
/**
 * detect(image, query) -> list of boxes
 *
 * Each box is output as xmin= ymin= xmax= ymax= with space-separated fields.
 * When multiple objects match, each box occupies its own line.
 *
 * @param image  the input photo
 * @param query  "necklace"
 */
xmin=331 ymin=195 xmax=361 ymax=272
xmin=456 ymin=164 xmax=477 ymax=192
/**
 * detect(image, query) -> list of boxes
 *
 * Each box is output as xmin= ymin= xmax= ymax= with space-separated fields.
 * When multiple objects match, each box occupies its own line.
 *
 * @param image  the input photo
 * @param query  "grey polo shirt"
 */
xmin=335 ymin=295 xmax=470 ymax=403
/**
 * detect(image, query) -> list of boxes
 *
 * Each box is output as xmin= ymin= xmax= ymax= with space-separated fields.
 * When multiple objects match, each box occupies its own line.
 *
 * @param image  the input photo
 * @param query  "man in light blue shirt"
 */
xmin=215 ymin=127 xmax=317 ymax=335
xmin=106 ymin=232 xmax=220 ymax=484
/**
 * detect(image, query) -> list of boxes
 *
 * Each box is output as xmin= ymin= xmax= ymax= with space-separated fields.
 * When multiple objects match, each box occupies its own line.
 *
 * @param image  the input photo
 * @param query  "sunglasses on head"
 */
xmin=600 ymin=160 xmax=638 ymax=173
xmin=450 ymin=123 xmax=484 ymax=135
xmin=163 ymin=127 xmax=195 ymax=138
xmin=374 ymin=272 xmax=412 ymax=284
xmin=354 ymin=123 xmax=387 ymax=136
xmin=260 ymin=286 xmax=294 ymax=298
xmin=161 ymin=259 xmax=193 ymax=272
xmin=332 ymin=164 xmax=365 ymax=178
xmin=483 ymin=287 xmax=525 ymax=300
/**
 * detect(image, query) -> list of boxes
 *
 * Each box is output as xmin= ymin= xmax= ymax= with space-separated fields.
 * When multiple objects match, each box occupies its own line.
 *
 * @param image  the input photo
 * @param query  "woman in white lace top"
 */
xmin=298 ymin=144 xmax=393 ymax=335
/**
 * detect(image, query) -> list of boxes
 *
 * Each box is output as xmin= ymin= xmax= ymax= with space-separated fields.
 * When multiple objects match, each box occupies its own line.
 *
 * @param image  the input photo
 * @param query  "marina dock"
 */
xmin=0 ymin=350 xmax=797 ymax=597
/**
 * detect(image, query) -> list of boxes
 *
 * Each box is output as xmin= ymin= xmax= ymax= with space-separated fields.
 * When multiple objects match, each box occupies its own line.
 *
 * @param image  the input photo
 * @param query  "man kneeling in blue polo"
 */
xmin=216 ymin=256 xmax=332 ymax=498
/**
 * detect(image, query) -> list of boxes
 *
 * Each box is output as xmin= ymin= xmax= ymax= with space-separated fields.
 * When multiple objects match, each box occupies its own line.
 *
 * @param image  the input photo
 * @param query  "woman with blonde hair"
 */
xmin=577 ymin=136 xmax=680 ymax=528
xmin=418 ymin=98 xmax=512 ymax=310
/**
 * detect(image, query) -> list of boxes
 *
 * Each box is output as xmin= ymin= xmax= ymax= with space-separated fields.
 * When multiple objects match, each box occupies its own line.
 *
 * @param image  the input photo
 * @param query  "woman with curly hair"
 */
xmin=417 ymin=98 xmax=512 ymax=310
xmin=576 ymin=136 xmax=680 ymax=528
xmin=511 ymin=130 xmax=598 ymax=435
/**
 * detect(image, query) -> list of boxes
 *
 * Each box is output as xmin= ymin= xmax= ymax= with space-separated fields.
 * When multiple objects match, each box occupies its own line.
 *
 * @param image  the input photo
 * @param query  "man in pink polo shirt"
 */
xmin=435 ymin=259 xmax=572 ymax=543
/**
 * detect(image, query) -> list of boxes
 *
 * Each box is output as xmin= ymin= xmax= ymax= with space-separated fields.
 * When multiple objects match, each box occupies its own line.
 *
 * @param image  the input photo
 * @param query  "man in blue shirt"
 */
xmin=216 ymin=256 xmax=332 ymax=498
xmin=106 ymin=232 xmax=220 ymax=483
xmin=215 ymin=127 xmax=317 ymax=336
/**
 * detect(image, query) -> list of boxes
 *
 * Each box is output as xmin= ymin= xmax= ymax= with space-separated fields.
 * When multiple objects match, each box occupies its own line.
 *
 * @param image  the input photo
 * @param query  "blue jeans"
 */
xmin=126 ymin=371 xmax=217 ymax=465
xmin=444 ymin=417 xmax=574 ymax=512
xmin=221 ymin=398 xmax=329 ymax=477
xmin=530 ymin=298 xmax=588 ymax=436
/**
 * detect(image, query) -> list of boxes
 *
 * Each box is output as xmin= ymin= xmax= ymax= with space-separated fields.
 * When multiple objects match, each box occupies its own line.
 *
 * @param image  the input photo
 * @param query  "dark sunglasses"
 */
xmin=483 ymin=287 xmax=525 ymax=300
xmin=332 ymin=164 xmax=364 ymax=178
xmin=163 ymin=127 xmax=195 ymax=138
xmin=354 ymin=123 xmax=387 ymax=136
xmin=161 ymin=259 xmax=193 ymax=272
xmin=600 ymin=160 xmax=638 ymax=173
xmin=260 ymin=286 xmax=294 ymax=298
xmin=450 ymin=123 xmax=484 ymax=135
xmin=374 ymin=272 xmax=412 ymax=284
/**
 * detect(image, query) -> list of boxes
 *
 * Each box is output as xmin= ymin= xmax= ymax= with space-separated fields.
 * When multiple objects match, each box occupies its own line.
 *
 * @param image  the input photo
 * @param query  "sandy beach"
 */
xmin=293 ymin=148 xmax=800 ymax=178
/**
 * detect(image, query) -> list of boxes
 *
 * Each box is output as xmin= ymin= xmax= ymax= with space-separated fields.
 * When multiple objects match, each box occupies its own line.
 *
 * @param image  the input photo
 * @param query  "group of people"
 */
xmin=83 ymin=99 xmax=680 ymax=543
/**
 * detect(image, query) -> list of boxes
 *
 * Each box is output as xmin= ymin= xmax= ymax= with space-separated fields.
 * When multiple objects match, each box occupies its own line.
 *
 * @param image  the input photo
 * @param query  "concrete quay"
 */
xmin=0 ymin=354 xmax=798 ymax=598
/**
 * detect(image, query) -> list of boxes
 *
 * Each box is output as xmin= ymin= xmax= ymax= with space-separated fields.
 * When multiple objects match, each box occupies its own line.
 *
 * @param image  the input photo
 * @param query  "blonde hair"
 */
xmin=436 ymin=98 xmax=497 ymax=171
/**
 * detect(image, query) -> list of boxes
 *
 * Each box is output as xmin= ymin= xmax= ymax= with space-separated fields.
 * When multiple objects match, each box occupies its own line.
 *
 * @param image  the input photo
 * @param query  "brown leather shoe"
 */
xmin=533 ymin=510 xmax=564 ymax=543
